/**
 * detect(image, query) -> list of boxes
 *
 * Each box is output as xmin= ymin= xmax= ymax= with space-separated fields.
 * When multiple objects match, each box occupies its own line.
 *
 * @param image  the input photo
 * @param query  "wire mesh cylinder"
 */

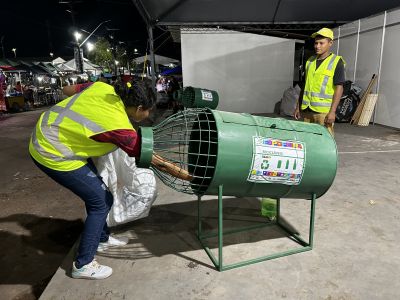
xmin=181 ymin=87 xmax=219 ymax=109
xmin=148 ymin=108 xmax=218 ymax=195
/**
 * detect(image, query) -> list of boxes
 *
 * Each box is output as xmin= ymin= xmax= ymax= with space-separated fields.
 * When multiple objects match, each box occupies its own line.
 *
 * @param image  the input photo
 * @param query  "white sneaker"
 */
xmin=97 ymin=235 xmax=129 ymax=252
xmin=71 ymin=259 xmax=112 ymax=279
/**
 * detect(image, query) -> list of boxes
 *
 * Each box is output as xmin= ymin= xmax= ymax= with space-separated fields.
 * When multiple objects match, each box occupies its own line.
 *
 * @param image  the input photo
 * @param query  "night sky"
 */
xmin=0 ymin=0 xmax=180 ymax=60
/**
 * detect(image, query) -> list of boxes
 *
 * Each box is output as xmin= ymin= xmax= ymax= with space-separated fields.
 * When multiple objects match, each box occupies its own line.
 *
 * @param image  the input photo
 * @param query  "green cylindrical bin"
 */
xmin=200 ymin=110 xmax=336 ymax=199
xmin=181 ymin=87 xmax=219 ymax=109
xmin=137 ymin=127 xmax=153 ymax=168
xmin=173 ymin=89 xmax=182 ymax=102
xmin=140 ymin=108 xmax=337 ymax=199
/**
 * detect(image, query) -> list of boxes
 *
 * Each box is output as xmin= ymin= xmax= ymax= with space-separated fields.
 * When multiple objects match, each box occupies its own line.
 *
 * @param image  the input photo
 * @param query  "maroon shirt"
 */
xmin=91 ymin=130 xmax=141 ymax=158
xmin=75 ymin=82 xmax=93 ymax=93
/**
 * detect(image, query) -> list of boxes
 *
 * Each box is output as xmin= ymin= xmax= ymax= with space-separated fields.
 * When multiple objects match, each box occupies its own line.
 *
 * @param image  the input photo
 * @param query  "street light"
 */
xmin=115 ymin=60 xmax=119 ymax=75
xmin=79 ymin=20 xmax=111 ymax=48
xmin=86 ymin=42 xmax=94 ymax=52
xmin=74 ymin=31 xmax=82 ymax=42
xmin=11 ymin=48 xmax=16 ymax=58
xmin=50 ymin=52 xmax=54 ymax=58
xmin=72 ymin=20 xmax=110 ymax=74
xmin=73 ymin=31 xmax=83 ymax=73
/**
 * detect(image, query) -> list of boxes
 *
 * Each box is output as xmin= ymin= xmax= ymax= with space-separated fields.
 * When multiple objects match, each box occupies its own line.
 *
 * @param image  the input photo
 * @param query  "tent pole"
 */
xmin=147 ymin=25 xmax=156 ymax=93
xmin=148 ymin=25 xmax=156 ymax=93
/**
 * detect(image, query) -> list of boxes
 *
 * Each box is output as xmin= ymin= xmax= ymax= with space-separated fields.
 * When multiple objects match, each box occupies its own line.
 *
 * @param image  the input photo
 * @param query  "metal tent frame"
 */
xmin=131 ymin=0 xmax=400 ymax=92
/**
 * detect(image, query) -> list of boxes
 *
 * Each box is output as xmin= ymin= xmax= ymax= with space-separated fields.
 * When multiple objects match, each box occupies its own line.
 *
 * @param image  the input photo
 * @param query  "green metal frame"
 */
xmin=196 ymin=185 xmax=316 ymax=271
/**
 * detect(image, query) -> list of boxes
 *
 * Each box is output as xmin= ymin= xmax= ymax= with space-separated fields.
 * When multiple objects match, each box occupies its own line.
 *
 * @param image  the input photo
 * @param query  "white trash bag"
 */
xmin=96 ymin=149 xmax=158 ymax=227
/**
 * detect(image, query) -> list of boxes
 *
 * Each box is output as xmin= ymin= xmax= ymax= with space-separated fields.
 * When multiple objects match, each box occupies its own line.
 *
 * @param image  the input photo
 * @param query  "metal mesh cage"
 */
xmin=181 ymin=87 xmax=195 ymax=107
xmin=151 ymin=108 xmax=218 ymax=195
xmin=176 ymin=87 xmax=219 ymax=109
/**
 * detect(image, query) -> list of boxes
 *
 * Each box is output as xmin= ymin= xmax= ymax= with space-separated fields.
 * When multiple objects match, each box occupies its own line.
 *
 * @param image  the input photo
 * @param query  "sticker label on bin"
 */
xmin=201 ymin=90 xmax=213 ymax=101
xmin=248 ymin=137 xmax=305 ymax=185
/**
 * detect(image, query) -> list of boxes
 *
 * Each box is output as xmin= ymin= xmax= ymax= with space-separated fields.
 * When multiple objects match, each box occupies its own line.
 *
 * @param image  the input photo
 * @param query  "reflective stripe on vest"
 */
xmin=306 ymin=56 xmax=316 ymax=74
xmin=31 ymin=92 xmax=107 ymax=162
xmin=302 ymin=54 xmax=340 ymax=112
xmin=306 ymin=54 xmax=337 ymax=99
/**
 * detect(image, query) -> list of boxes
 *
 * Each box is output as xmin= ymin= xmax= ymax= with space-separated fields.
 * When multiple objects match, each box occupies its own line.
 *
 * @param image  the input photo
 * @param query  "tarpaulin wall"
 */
xmin=332 ymin=8 xmax=400 ymax=129
xmin=181 ymin=29 xmax=295 ymax=114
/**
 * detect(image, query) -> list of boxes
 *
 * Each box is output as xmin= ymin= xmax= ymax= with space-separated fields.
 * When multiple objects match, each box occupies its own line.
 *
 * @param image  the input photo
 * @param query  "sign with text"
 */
xmin=248 ymin=137 xmax=306 ymax=185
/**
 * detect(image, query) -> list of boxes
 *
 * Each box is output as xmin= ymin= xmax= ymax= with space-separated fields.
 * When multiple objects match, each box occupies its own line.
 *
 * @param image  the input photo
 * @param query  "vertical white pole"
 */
xmin=353 ymin=20 xmax=361 ymax=83
xmin=374 ymin=11 xmax=387 ymax=125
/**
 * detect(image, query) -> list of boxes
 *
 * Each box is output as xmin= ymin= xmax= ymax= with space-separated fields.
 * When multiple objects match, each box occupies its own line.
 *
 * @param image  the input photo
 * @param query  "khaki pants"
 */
xmin=302 ymin=110 xmax=334 ymax=136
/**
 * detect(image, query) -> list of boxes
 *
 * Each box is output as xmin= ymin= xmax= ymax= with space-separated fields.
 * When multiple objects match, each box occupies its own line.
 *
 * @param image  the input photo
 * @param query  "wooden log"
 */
xmin=357 ymin=94 xmax=379 ymax=126
xmin=151 ymin=153 xmax=193 ymax=181
xmin=350 ymin=74 xmax=377 ymax=125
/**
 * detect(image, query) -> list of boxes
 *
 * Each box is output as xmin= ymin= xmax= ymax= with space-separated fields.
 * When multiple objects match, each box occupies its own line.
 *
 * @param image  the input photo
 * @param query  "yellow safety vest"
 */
xmin=301 ymin=53 xmax=344 ymax=113
xmin=29 ymin=81 xmax=134 ymax=171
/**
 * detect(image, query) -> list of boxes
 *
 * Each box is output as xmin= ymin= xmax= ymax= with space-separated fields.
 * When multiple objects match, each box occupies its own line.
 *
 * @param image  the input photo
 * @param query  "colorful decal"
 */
xmin=248 ymin=137 xmax=306 ymax=185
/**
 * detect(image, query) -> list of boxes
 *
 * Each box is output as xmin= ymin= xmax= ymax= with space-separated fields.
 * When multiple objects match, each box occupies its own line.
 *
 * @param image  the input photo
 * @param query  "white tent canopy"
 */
xmin=52 ymin=57 xmax=66 ymax=65
xmin=134 ymin=54 xmax=179 ymax=66
xmin=54 ymin=58 xmax=102 ymax=73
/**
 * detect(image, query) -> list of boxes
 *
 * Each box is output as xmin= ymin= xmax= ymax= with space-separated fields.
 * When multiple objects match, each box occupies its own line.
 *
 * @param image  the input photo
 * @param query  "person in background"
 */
xmin=29 ymin=78 xmax=155 ymax=279
xmin=167 ymin=76 xmax=180 ymax=114
xmin=23 ymin=85 xmax=34 ymax=110
xmin=0 ymin=72 xmax=7 ymax=113
xmin=62 ymin=74 xmax=114 ymax=97
xmin=62 ymin=81 xmax=93 ymax=96
xmin=14 ymin=81 xmax=22 ymax=93
xmin=294 ymin=28 xmax=345 ymax=136
xmin=156 ymin=77 xmax=164 ymax=92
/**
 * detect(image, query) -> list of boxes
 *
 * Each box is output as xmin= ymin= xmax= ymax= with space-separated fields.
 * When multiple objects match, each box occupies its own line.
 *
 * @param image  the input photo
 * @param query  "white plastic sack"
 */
xmin=280 ymin=84 xmax=301 ymax=117
xmin=96 ymin=149 xmax=157 ymax=227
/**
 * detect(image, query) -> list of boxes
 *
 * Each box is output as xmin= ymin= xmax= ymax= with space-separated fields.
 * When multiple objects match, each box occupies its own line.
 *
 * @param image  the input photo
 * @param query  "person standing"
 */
xmin=0 ymin=72 xmax=7 ymax=113
xmin=294 ymin=28 xmax=345 ymax=136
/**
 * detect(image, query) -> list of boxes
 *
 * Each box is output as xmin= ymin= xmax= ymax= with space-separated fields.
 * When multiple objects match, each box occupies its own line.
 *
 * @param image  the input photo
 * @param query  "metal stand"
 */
xmin=196 ymin=184 xmax=316 ymax=271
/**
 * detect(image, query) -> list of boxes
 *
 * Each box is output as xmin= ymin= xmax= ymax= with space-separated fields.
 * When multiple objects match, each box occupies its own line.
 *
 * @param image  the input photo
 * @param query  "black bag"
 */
xmin=336 ymin=93 xmax=360 ymax=122
xmin=342 ymin=80 xmax=353 ymax=96
xmin=335 ymin=81 xmax=362 ymax=123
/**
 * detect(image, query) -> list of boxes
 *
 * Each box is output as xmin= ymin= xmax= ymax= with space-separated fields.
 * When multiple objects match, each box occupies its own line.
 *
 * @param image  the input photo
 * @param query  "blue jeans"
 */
xmin=32 ymin=157 xmax=112 ymax=268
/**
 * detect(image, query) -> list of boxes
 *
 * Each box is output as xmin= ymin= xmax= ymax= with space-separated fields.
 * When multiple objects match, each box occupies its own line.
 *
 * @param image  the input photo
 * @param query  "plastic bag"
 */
xmin=280 ymin=85 xmax=301 ymax=117
xmin=336 ymin=82 xmax=361 ymax=123
xmin=96 ymin=149 xmax=158 ymax=227
xmin=336 ymin=93 xmax=360 ymax=122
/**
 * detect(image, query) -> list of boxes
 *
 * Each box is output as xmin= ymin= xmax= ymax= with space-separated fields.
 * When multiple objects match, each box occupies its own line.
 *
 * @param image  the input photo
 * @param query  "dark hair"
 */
xmin=113 ymin=79 xmax=155 ymax=109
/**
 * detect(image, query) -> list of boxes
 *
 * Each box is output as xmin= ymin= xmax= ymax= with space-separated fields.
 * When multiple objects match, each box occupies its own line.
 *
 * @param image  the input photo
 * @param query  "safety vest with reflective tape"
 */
xmin=29 ymin=81 xmax=134 ymax=171
xmin=301 ymin=53 xmax=344 ymax=113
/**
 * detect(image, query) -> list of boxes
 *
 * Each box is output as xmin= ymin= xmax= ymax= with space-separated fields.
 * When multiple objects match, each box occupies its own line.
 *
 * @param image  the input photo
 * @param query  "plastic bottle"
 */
xmin=260 ymin=198 xmax=277 ymax=220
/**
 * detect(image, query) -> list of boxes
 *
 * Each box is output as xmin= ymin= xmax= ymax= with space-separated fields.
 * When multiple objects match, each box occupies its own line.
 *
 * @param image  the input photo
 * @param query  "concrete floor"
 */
xmin=39 ymin=122 xmax=400 ymax=300
xmin=0 ymin=110 xmax=86 ymax=300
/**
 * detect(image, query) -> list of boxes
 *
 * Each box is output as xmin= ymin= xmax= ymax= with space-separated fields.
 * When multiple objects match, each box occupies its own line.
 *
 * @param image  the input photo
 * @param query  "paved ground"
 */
xmin=1 ymin=110 xmax=400 ymax=299
xmin=0 ymin=110 xmax=85 ymax=300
